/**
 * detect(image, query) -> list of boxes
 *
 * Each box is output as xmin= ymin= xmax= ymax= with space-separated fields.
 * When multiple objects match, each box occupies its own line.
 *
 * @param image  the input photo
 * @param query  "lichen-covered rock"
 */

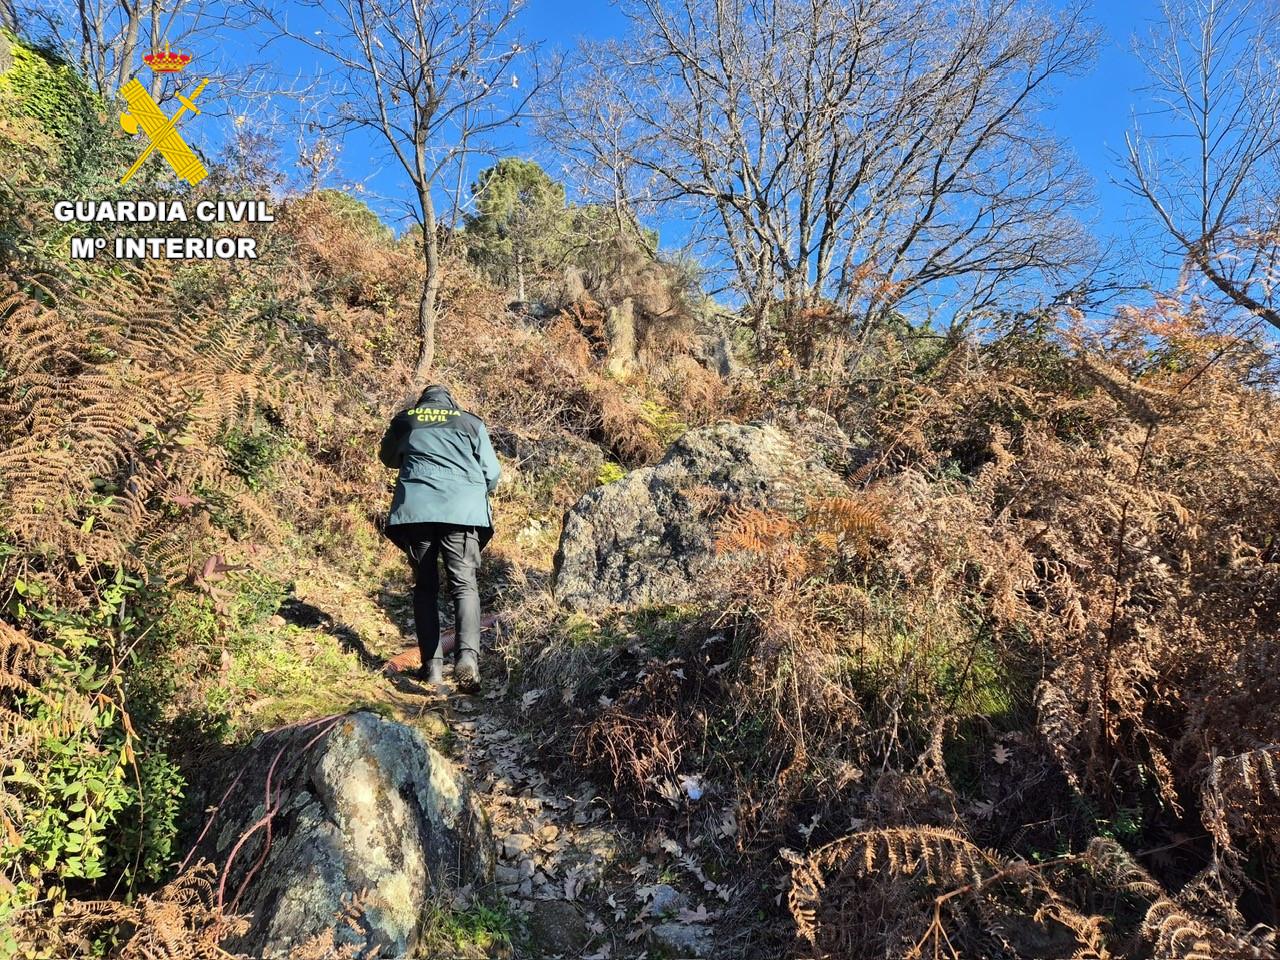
xmin=197 ymin=710 xmax=493 ymax=959
xmin=552 ymin=421 xmax=846 ymax=610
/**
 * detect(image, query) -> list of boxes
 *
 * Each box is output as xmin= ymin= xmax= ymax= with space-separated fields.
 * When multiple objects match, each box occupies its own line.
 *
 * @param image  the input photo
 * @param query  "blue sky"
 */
xmin=193 ymin=0 xmax=1172 ymax=284
xmin=241 ymin=2 xmax=1162 ymax=239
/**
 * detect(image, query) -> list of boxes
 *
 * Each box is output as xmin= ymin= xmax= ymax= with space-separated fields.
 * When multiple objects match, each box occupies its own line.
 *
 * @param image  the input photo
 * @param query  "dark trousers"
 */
xmin=388 ymin=523 xmax=482 ymax=667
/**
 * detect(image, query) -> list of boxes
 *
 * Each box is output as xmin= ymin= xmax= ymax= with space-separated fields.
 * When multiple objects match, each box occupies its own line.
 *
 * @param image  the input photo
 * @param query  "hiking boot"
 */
xmin=414 ymin=658 xmax=444 ymax=685
xmin=455 ymin=650 xmax=481 ymax=692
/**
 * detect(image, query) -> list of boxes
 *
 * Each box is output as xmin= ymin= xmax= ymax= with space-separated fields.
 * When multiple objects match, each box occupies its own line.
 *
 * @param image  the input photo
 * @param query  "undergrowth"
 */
xmin=0 ymin=32 xmax=716 ymax=956
xmin=502 ymin=304 xmax=1280 ymax=959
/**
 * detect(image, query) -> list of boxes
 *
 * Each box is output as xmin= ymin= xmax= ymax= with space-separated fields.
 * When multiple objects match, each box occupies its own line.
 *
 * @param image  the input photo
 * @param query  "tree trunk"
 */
xmin=411 ymin=191 xmax=441 ymax=389
xmin=114 ymin=6 xmax=141 ymax=96
xmin=752 ymin=302 xmax=770 ymax=359
xmin=411 ymin=272 xmax=438 ymax=388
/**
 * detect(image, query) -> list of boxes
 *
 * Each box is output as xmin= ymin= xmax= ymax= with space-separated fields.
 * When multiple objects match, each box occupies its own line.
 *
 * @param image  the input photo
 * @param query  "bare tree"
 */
xmin=542 ymin=60 xmax=652 ymax=249
xmin=1124 ymin=0 xmax=1280 ymax=334
xmin=550 ymin=0 xmax=1098 ymax=354
xmin=255 ymin=0 xmax=543 ymax=385
xmin=23 ymin=0 xmax=244 ymax=100
xmin=1 ymin=0 xmax=17 ymax=33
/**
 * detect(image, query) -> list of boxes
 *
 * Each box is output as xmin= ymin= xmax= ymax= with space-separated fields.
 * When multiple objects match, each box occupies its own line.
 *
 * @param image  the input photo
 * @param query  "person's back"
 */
xmin=380 ymin=384 xmax=500 ymax=689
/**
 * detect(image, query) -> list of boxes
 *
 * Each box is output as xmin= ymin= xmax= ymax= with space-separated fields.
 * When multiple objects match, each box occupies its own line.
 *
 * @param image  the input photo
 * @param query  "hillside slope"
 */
xmin=2 ymin=31 xmax=1279 ymax=960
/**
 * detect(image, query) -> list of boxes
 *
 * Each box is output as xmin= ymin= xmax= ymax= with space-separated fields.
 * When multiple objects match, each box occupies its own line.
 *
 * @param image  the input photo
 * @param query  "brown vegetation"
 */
xmin=5 ymin=9 xmax=1280 ymax=956
xmin=507 ymin=302 xmax=1280 ymax=958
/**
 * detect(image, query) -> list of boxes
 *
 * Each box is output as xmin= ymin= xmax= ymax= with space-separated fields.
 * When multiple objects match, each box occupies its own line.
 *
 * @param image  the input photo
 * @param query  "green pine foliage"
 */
xmin=464 ymin=158 xmax=569 ymax=298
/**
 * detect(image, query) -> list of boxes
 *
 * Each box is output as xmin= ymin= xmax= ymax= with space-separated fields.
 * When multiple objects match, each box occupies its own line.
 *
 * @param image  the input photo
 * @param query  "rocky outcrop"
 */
xmin=195 ymin=710 xmax=493 ymax=959
xmin=552 ymin=420 xmax=846 ymax=610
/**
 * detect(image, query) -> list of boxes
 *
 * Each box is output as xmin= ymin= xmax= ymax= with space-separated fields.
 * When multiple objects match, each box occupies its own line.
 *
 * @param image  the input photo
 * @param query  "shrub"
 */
xmin=219 ymin=423 xmax=288 ymax=491
xmin=502 ymin=303 xmax=1280 ymax=958
xmin=0 ymin=614 xmax=184 ymax=906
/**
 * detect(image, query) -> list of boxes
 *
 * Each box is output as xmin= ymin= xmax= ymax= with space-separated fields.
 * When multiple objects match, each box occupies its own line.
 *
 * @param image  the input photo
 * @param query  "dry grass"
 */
xmin=503 ymin=301 xmax=1280 ymax=958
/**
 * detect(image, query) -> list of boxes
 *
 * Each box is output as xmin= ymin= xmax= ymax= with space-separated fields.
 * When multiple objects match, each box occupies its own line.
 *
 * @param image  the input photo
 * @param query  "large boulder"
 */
xmin=552 ymin=420 xmax=846 ymax=611
xmin=195 ymin=710 xmax=493 ymax=959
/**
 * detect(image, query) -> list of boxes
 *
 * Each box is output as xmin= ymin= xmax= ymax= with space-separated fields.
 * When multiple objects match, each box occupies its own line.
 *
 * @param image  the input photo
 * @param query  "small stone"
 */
xmin=518 ymin=857 xmax=536 ymax=879
xmin=536 ymin=823 xmax=560 ymax=843
xmin=495 ymin=864 xmax=522 ymax=885
xmin=518 ymin=878 xmax=533 ymax=897
xmin=650 ymin=922 xmax=714 ymax=957
xmin=646 ymin=883 xmax=686 ymax=917
xmin=502 ymin=833 xmax=535 ymax=859
xmin=528 ymin=900 xmax=591 ymax=956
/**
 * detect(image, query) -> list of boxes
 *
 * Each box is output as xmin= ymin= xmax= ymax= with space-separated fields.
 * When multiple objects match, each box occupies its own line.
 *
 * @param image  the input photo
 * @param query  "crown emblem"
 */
xmin=143 ymin=42 xmax=192 ymax=73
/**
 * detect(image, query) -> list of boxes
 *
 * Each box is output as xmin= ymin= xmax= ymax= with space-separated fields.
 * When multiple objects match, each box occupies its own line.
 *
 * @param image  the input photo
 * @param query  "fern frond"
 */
xmin=803 ymin=495 xmax=886 ymax=542
xmin=714 ymin=505 xmax=798 ymax=555
xmin=1202 ymin=744 xmax=1280 ymax=858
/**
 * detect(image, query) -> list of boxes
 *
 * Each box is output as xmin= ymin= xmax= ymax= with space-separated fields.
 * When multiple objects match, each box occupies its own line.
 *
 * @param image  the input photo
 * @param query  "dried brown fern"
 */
xmin=18 ymin=862 xmax=248 ymax=959
xmin=783 ymin=826 xmax=1003 ymax=959
xmin=788 ymin=827 xmax=1276 ymax=960
xmin=1087 ymin=839 xmax=1277 ymax=960
xmin=0 ymin=274 xmax=280 ymax=598
xmin=714 ymin=505 xmax=799 ymax=555
xmin=1202 ymin=744 xmax=1280 ymax=866
xmin=803 ymin=495 xmax=887 ymax=544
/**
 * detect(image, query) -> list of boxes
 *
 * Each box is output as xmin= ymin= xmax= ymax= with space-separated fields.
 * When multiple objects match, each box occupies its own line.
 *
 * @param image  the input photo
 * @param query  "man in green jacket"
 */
xmin=380 ymin=384 xmax=501 ymax=690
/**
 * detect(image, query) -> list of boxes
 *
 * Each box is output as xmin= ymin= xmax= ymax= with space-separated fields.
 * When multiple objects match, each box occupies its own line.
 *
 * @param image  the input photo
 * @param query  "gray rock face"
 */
xmin=198 ymin=710 xmax=493 ymax=959
xmin=552 ymin=421 xmax=845 ymax=611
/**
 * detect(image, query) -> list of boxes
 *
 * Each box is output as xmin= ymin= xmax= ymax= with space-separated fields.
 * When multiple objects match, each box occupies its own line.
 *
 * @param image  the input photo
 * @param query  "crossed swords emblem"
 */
xmin=119 ymin=78 xmax=210 ymax=186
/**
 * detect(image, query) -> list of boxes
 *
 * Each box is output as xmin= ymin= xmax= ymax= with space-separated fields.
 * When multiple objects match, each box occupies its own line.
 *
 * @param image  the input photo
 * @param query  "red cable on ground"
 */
xmin=214 ymin=714 xmax=344 ymax=913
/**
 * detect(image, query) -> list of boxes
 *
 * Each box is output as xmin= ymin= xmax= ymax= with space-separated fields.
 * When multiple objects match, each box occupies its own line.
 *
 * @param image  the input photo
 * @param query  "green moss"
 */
xmin=596 ymin=460 xmax=627 ymax=485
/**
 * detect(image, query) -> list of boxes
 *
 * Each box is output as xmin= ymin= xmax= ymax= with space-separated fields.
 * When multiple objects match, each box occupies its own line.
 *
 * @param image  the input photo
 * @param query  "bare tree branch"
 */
xmin=1123 ymin=0 xmax=1280 ymax=333
xmin=251 ymin=0 xmax=547 ymax=384
xmin=547 ymin=0 xmax=1099 ymax=356
xmin=22 ymin=0 xmax=250 ymax=102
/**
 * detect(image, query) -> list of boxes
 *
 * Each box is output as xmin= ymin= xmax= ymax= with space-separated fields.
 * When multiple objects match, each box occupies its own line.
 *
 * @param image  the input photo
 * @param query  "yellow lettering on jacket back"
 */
xmin=408 ymin=407 xmax=461 ymax=424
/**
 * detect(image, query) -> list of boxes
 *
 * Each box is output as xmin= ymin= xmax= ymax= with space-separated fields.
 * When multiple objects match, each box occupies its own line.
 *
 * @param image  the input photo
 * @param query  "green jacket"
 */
xmin=379 ymin=387 xmax=501 ymax=535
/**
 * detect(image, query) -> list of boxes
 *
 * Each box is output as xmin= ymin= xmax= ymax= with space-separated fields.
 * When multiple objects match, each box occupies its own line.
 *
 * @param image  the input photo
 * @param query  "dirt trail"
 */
xmin=284 ymin=569 xmax=725 ymax=959
xmin=402 ymin=658 xmax=722 ymax=959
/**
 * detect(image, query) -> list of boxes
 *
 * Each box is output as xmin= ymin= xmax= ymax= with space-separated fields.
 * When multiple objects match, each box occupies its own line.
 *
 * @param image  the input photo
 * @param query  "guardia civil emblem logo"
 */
xmin=118 ymin=43 xmax=209 ymax=186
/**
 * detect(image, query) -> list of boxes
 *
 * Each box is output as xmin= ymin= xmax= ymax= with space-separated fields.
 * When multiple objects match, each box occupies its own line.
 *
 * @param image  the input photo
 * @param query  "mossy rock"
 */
xmin=197 ymin=710 xmax=494 ymax=958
